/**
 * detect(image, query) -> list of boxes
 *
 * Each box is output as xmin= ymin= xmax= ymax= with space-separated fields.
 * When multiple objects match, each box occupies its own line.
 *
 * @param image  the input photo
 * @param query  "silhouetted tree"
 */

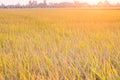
xmin=1 ymin=3 xmax=5 ymax=8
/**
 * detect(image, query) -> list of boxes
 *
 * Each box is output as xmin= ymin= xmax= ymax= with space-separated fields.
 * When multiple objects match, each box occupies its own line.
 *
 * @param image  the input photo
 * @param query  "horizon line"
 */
xmin=0 ymin=0 xmax=120 ymax=5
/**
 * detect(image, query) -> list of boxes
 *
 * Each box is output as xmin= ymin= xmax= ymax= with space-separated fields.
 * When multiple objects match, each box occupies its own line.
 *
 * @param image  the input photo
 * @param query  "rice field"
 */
xmin=0 ymin=8 xmax=120 ymax=80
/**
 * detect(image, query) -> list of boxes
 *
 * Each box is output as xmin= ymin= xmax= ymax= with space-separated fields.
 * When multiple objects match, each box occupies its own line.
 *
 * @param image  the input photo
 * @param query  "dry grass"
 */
xmin=0 ymin=8 xmax=120 ymax=80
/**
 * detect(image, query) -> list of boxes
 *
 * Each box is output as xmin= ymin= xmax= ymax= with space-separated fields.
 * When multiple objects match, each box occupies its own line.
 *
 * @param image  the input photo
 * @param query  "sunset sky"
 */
xmin=0 ymin=0 xmax=120 ymax=5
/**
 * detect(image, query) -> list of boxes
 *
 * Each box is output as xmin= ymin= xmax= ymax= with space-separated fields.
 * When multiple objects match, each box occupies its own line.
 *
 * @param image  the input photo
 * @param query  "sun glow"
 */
xmin=76 ymin=0 xmax=119 ymax=5
xmin=79 ymin=0 xmax=100 ymax=4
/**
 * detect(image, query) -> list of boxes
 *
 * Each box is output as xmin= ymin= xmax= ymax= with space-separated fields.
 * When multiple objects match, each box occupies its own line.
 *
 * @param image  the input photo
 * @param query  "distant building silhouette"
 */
xmin=0 ymin=0 xmax=120 ymax=8
xmin=104 ymin=0 xmax=110 ymax=7
xmin=29 ymin=0 xmax=38 ymax=7
xmin=97 ymin=0 xmax=110 ymax=7
xmin=74 ymin=1 xmax=80 ymax=7
xmin=116 ymin=3 xmax=120 ymax=7
xmin=97 ymin=1 xmax=103 ymax=7
xmin=44 ymin=0 xmax=47 ymax=6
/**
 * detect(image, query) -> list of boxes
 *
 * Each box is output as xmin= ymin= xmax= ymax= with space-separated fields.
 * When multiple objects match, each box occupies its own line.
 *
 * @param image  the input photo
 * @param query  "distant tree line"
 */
xmin=0 ymin=0 xmax=120 ymax=8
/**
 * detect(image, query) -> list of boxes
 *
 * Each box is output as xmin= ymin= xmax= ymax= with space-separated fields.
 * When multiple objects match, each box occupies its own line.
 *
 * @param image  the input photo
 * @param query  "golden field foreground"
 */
xmin=0 ymin=9 xmax=120 ymax=80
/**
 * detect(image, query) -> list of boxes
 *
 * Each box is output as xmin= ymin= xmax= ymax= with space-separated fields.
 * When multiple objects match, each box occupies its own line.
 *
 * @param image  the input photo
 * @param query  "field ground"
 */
xmin=0 ymin=9 xmax=120 ymax=80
